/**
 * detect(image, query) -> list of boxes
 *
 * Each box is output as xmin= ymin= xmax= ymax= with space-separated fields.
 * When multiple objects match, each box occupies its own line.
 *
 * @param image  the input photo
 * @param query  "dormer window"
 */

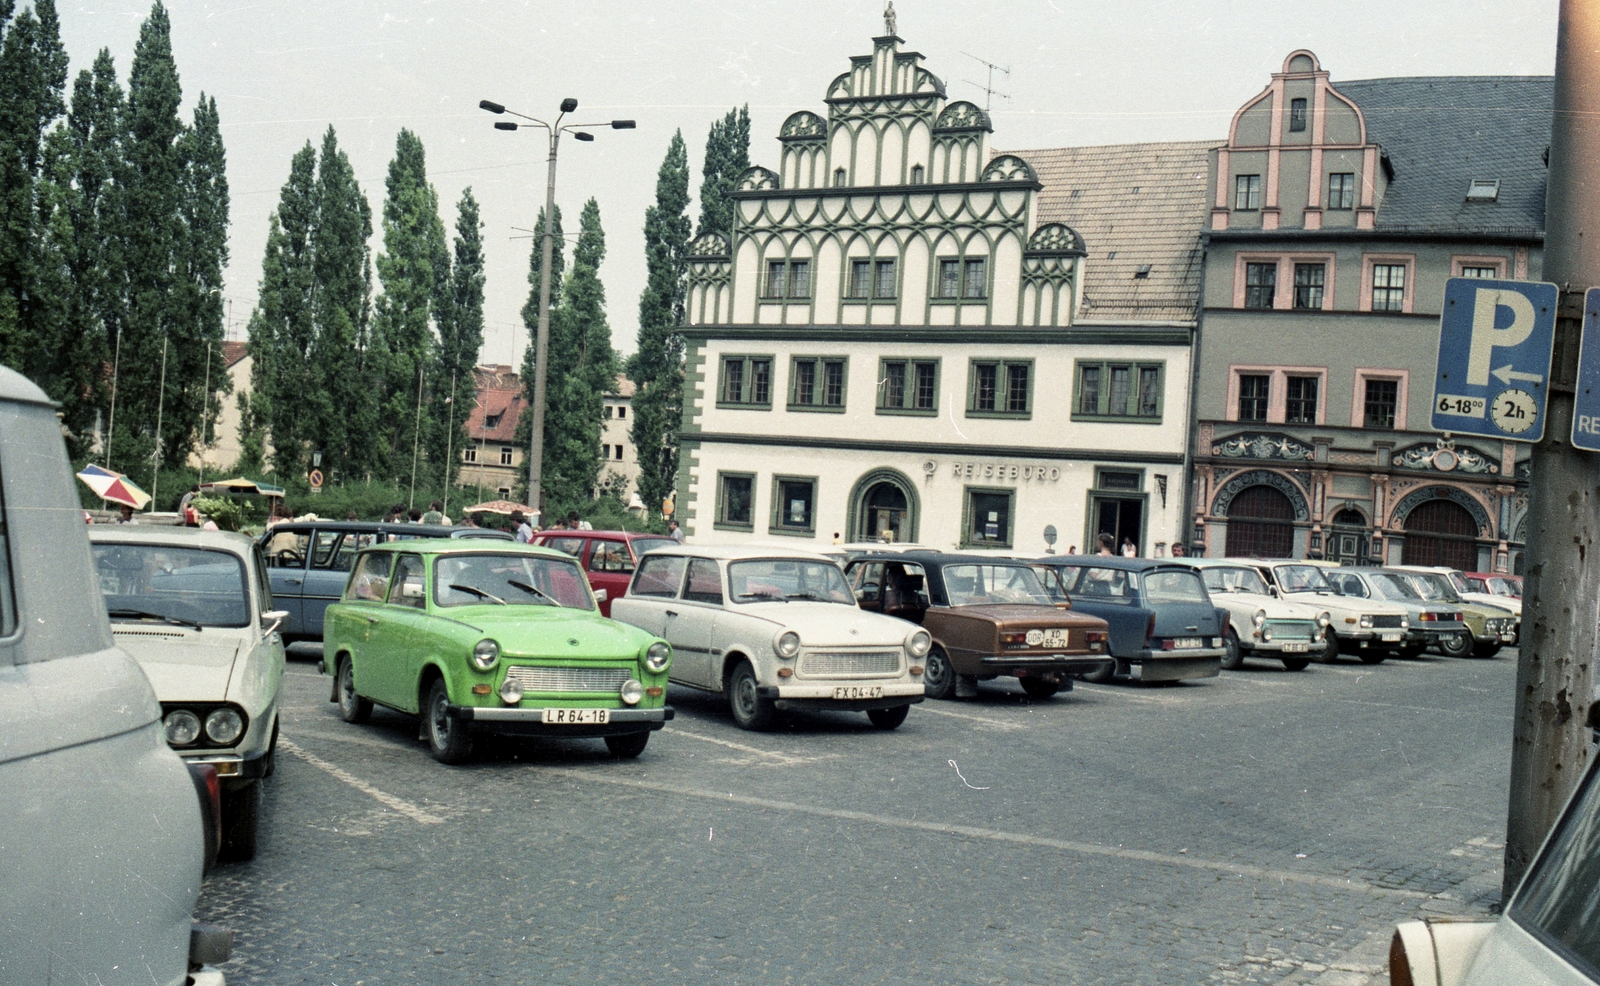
xmin=910 ymin=164 xmax=925 ymax=184
xmin=833 ymin=167 xmax=847 ymax=188
xmin=484 ymin=413 xmax=503 ymax=429
xmin=1234 ymin=174 xmax=1262 ymax=210
xmin=1133 ymin=265 xmax=1152 ymax=279
xmin=1289 ymin=97 xmax=1307 ymax=132
xmin=1466 ymin=179 xmax=1500 ymax=202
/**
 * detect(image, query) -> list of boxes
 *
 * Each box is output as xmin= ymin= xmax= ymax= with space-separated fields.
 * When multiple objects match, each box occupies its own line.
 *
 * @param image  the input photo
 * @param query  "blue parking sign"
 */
xmin=1570 ymin=288 xmax=1600 ymax=451
xmin=1432 ymin=277 xmax=1558 ymax=443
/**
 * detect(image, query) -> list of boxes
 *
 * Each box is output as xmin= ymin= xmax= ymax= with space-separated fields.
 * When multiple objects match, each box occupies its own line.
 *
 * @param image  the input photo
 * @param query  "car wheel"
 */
xmin=218 ymin=780 xmax=260 ymax=863
xmin=337 ymin=657 xmax=372 ymax=724
xmin=262 ymin=717 xmax=279 ymax=778
xmin=1358 ymin=649 xmax=1388 ymax=665
xmin=1019 ymin=676 xmax=1062 ymax=699
xmin=1315 ymin=634 xmax=1341 ymax=663
xmin=1219 ymin=628 xmax=1244 ymax=671
xmin=1080 ymin=656 xmax=1117 ymax=684
xmin=922 ymin=645 xmax=956 ymax=700
xmin=424 ymin=677 xmax=473 ymax=764
xmin=1281 ymin=657 xmax=1312 ymax=672
xmin=1473 ymin=643 xmax=1503 ymax=659
xmin=604 ymin=732 xmax=650 ymax=758
xmin=1439 ymin=631 xmax=1472 ymax=658
xmin=867 ymin=705 xmax=910 ymax=729
xmin=727 ymin=662 xmax=776 ymax=731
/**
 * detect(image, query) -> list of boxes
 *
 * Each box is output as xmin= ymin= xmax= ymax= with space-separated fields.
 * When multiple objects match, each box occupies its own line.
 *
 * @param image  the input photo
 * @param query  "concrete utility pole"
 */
xmin=1503 ymin=0 xmax=1600 ymax=897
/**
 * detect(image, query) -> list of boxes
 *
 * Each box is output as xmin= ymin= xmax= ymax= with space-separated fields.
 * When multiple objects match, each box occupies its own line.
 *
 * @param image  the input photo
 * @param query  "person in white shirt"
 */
xmin=512 ymin=510 xmax=534 ymax=543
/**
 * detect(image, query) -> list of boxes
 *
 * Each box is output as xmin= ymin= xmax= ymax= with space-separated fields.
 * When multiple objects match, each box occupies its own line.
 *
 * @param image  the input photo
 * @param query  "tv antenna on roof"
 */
xmin=959 ymin=52 xmax=1011 ymax=113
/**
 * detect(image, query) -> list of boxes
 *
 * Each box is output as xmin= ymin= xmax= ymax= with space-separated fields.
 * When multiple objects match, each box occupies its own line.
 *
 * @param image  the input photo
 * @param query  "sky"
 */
xmin=53 ymin=0 xmax=1559 ymax=367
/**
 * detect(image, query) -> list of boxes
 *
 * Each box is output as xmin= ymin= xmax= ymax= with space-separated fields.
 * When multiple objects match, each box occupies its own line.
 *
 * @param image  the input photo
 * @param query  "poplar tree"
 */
xmin=696 ymin=104 xmax=750 ymax=240
xmin=247 ymin=144 xmax=317 ymax=474
xmin=171 ymin=92 xmax=230 ymax=468
xmin=630 ymin=130 xmax=691 ymax=514
xmin=427 ymin=187 xmax=484 ymax=492
xmin=309 ymin=127 xmax=375 ymax=482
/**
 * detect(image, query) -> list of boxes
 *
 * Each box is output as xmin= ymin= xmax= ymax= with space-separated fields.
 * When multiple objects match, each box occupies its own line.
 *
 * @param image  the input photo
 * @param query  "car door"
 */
xmin=366 ymin=553 xmax=428 ymax=710
xmin=260 ymin=524 xmax=310 ymax=634
xmin=849 ymin=561 xmax=885 ymax=612
xmin=664 ymin=557 xmax=722 ymax=688
xmin=1057 ymin=564 xmax=1146 ymax=656
xmin=332 ymin=551 xmax=392 ymax=694
xmin=585 ymin=538 xmax=634 ymax=617
xmin=616 ymin=554 xmax=685 ymax=638
xmin=300 ymin=528 xmax=360 ymax=639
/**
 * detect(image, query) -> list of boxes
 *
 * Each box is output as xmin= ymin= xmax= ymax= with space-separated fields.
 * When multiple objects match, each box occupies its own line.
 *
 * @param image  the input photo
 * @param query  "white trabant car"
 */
xmin=1178 ymin=559 xmax=1332 ymax=670
xmin=610 ymin=546 xmax=928 ymax=731
xmin=1245 ymin=559 xmax=1412 ymax=664
xmin=89 ymin=525 xmax=287 ymax=861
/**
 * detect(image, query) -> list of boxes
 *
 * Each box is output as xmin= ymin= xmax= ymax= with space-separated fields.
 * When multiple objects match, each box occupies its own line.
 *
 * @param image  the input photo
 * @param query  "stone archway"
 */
xmin=1224 ymin=484 xmax=1296 ymax=558
xmin=846 ymin=468 xmax=921 ymax=544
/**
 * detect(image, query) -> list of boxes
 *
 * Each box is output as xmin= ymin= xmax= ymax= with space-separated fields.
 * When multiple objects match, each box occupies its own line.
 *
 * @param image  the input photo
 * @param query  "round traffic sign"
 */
xmin=1043 ymin=524 xmax=1058 ymax=545
xmin=308 ymin=469 xmax=324 ymax=489
xmin=1490 ymin=388 xmax=1538 ymax=436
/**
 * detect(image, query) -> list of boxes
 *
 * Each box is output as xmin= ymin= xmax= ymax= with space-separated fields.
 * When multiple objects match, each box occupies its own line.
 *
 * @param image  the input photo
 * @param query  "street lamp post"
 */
xmin=479 ymin=97 xmax=634 ymax=522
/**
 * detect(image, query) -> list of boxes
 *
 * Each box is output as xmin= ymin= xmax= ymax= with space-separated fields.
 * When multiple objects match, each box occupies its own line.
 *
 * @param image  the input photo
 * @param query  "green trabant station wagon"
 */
xmin=323 ymin=540 xmax=673 ymax=763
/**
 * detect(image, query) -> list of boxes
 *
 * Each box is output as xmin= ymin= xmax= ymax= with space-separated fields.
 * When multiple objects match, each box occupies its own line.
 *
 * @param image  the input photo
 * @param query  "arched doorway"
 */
xmin=847 ymin=468 xmax=920 ymax=544
xmin=1224 ymin=485 xmax=1295 ymax=558
xmin=1329 ymin=508 xmax=1368 ymax=565
xmin=1402 ymin=499 xmax=1478 ymax=570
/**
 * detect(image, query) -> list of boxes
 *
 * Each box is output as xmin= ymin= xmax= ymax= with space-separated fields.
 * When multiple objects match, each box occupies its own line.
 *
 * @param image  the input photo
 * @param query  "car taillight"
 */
xmin=1000 ymin=631 xmax=1027 ymax=644
xmin=1418 ymin=613 xmax=1436 ymax=622
xmin=1086 ymin=631 xmax=1108 ymax=644
xmin=187 ymin=762 xmax=221 ymax=873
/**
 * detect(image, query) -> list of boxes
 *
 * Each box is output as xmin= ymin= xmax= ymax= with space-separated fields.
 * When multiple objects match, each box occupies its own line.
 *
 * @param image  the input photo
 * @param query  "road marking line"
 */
xmin=284 ymin=725 xmax=413 ymax=753
xmin=914 ymin=705 xmax=1026 ymax=729
xmin=661 ymin=727 xmax=812 ymax=763
xmin=547 ymin=767 xmax=1432 ymax=901
xmin=1326 ymin=698 xmax=1479 ymax=717
xmin=278 ymin=737 xmax=443 ymax=824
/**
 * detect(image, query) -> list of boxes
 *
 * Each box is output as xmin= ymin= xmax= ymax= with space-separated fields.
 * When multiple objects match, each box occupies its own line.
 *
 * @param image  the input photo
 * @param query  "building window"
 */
xmin=462 ymin=446 xmax=477 ymax=464
xmin=484 ymin=412 xmax=503 ymax=429
xmin=771 ymin=476 xmax=817 ymax=534
xmin=1286 ymin=375 xmax=1319 ymax=424
xmin=1075 ymin=362 xmax=1163 ymax=420
xmin=1372 ymin=264 xmax=1406 ymax=311
xmin=764 ymin=260 xmax=786 ymax=299
xmin=848 ymin=260 xmax=871 ymax=299
xmin=937 ymin=257 xmax=987 ymax=299
xmin=717 ymin=473 xmax=755 ymax=529
xmin=720 ymin=355 xmax=773 ymax=406
xmin=603 ymin=405 xmax=613 ymax=419
xmin=833 ymin=167 xmax=846 ymax=187
xmin=1364 ymin=379 xmax=1398 ymax=430
xmin=1461 ymin=266 xmax=1498 ymax=279
xmin=1238 ymin=374 xmax=1270 ymax=422
xmin=1293 ymin=263 xmax=1325 ymax=309
xmin=617 ymin=406 xmax=625 ymax=419
xmin=910 ymin=164 xmax=925 ymax=184
xmin=968 ymin=360 xmax=1032 ymax=417
xmin=1328 ymin=173 xmax=1355 ymax=210
xmin=875 ymin=260 xmax=897 ymax=299
xmin=499 ymin=446 xmax=514 ymax=466
xmin=763 ymin=260 xmax=811 ymax=299
xmin=938 ymin=259 xmax=960 ymax=298
xmin=963 ymin=487 xmax=1015 ymax=548
xmin=614 ymin=444 xmax=624 ymax=461
xmin=878 ymin=359 xmax=939 ymax=414
xmin=497 ymin=486 xmax=511 ymax=498
xmin=1234 ymin=174 xmax=1262 ymax=210
xmin=963 ymin=258 xmax=987 ymax=299
xmin=789 ymin=357 xmax=847 ymax=411
xmin=1244 ymin=262 xmax=1276 ymax=309
xmin=1289 ymin=97 xmax=1307 ymax=132
xmin=789 ymin=260 xmax=811 ymax=298
xmin=601 ymin=444 xmax=610 ymax=460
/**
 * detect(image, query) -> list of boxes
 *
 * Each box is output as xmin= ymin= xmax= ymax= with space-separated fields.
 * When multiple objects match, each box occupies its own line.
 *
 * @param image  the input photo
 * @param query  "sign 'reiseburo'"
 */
xmin=1571 ymin=288 xmax=1600 ymax=452
xmin=1432 ymin=277 xmax=1558 ymax=443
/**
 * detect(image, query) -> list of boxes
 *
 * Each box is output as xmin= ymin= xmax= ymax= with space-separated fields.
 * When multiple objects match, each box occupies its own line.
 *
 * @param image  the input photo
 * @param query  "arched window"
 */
xmin=833 ymin=167 xmax=847 ymax=188
xmin=1224 ymin=485 xmax=1295 ymax=558
xmin=1402 ymin=499 xmax=1478 ymax=570
xmin=1332 ymin=509 xmax=1366 ymax=527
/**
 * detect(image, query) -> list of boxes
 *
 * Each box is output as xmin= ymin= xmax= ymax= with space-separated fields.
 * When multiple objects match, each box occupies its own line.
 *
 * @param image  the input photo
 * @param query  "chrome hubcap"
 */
xmin=431 ymin=692 xmax=449 ymax=743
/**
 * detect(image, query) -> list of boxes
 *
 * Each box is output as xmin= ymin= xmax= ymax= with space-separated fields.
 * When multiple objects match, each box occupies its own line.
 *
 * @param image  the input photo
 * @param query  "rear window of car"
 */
xmin=1067 ymin=566 xmax=1134 ymax=602
xmin=940 ymin=564 xmax=1052 ymax=607
xmin=541 ymin=536 xmax=587 ymax=558
xmin=93 ymin=543 xmax=251 ymax=628
xmin=631 ymin=537 xmax=676 ymax=557
xmin=1510 ymin=762 xmax=1600 ymax=979
xmin=631 ymin=556 xmax=686 ymax=598
xmin=588 ymin=540 xmax=634 ymax=574
xmin=1141 ymin=570 xmax=1206 ymax=604
xmin=345 ymin=552 xmax=393 ymax=602
xmin=683 ymin=558 xmax=723 ymax=605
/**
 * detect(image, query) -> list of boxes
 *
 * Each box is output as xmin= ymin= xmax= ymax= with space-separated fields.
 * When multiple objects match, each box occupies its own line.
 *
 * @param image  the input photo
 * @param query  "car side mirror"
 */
xmin=401 ymin=581 xmax=424 ymax=599
xmin=260 ymin=610 xmax=289 ymax=635
xmin=593 ymin=588 xmax=608 ymax=603
xmin=1268 ymin=586 xmax=1278 ymax=597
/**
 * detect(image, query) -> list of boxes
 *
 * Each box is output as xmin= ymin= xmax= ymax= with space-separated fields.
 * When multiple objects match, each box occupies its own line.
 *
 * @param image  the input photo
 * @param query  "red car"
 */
xmin=531 ymin=530 xmax=678 ymax=616
xmin=1459 ymin=571 xmax=1522 ymax=600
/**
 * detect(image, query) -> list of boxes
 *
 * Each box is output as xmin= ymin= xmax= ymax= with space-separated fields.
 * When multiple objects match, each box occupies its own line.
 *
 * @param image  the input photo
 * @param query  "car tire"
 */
xmin=867 ymin=705 xmax=910 ymax=729
xmin=1439 ymin=631 xmax=1472 ymax=658
xmin=337 ymin=657 xmax=372 ymax=724
xmin=727 ymin=662 xmax=776 ymax=731
xmin=1219 ymin=628 xmax=1244 ymax=671
xmin=604 ymin=732 xmax=650 ymax=758
xmin=1280 ymin=657 xmax=1312 ymax=671
xmin=1019 ymin=676 xmax=1062 ymax=699
xmin=262 ymin=717 xmax=279 ymax=778
xmin=424 ymin=677 xmax=473 ymax=764
xmin=1473 ymin=643 xmax=1502 ymax=659
xmin=1080 ymin=657 xmax=1117 ymax=685
xmin=1358 ymin=649 xmax=1388 ymax=665
xmin=1315 ymin=634 xmax=1341 ymax=663
xmin=218 ymin=780 xmax=260 ymax=863
xmin=922 ymin=646 xmax=957 ymax=700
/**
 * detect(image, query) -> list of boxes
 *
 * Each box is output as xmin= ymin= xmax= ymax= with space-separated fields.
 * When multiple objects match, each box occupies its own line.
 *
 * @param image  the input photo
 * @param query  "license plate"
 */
xmin=1281 ymin=642 xmax=1309 ymax=653
xmin=1029 ymin=628 xmax=1068 ymax=648
xmin=1172 ymin=637 xmax=1203 ymax=650
xmin=541 ymin=708 xmax=610 ymax=724
xmin=832 ymin=685 xmax=884 ymax=700
xmin=1380 ymin=632 xmax=1402 ymax=642
xmin=1501 ymin=632 xmax=1517 ymax=642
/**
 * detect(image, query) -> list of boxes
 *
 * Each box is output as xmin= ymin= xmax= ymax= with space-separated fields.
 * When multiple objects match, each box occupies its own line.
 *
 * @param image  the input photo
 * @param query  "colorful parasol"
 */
xmin=199 ymin=477 xmax=286 ymax=497
xmin=463 ymin=500 xmax=531 ymax=516
xmin=76 ymin=464 xmax=152 ymax=510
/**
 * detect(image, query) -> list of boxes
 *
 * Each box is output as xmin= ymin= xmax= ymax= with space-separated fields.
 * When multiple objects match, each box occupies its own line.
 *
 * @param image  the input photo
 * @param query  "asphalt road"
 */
xmin=197 ymin=646 xmax=1515 ymax=985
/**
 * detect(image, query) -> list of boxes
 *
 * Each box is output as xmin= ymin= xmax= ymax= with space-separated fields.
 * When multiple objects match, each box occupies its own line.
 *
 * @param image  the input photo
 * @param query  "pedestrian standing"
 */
xmin=408 ymin=508 xmax=423 ymax=523
xmin=668 ymin=519 xmax=684 ymax=543
xmin=568 ymin=511 xmax=592 ymax=531
xmin=346 ymin=510 xmax=360 ymax=521
xmin=1121 ymin=537 xmax=1137 ymax=557
xmin=512 ymin=510 xmax=534 ymax=543
xmin=1170 ymin=542 xmax=1186 ymax=558
xmin=178 ymin=485 xmax=200 ymax=527
xmin=421 ymin=500 xmax=450 ymax=526
xmin=1095 ymin=533 xmax=1114 ymax=556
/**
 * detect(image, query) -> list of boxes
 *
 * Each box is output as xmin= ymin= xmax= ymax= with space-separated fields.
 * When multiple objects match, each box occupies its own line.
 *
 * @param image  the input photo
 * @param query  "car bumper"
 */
xmin=979 ymin=654 xmax=1114 ymax=677
xmin=178 ymin=746 xmax=270 ymax=785
xmin=1338 ymin=628 xmax=1408 ymax=646
xmin=757 ymin=682 xmax=924 ymax=712
xmin=189 ymin=968 xmax=226 ymax=986
xmin=1128 ymin=648 xmax=1224 ymax=681
xmin=1247 ymin=638 xmax=1320 ymax=654
xmin=446 ymin=705 xmax=674 ymax=737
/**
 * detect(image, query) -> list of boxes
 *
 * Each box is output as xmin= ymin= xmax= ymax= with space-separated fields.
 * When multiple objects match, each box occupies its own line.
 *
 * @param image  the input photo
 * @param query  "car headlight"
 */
xmin=204 ymin=707 xmax=245 ymax=745
xmin=620 ymin=679 xmax=644 ymax=705
xmin=472 ymin=638 xmax=500 ymax=671
xmin=1401 ymin=617 xmax=1410 ymax=630
xmin=1359 ymin=614 xmax=1373 ymax=628
xmin=1316 ymin=611 xmax=1331 ymax=628
xmin=905 ymin=629 xmax=932 ymax=658
xmin=1252 ymin=609 xmax=1267 ymax=628
xmin=498 ymin=677 xmax=524 ymax=705
xmin=1261 ymin=627 xmax=1273 ymax=642
xmin=645 ymin=641 xmax=671 ymax=673
xmin=163 ymin=709 xmax=201 ymax=746
xmin=774 ymin=630 xmax=801 ymax=659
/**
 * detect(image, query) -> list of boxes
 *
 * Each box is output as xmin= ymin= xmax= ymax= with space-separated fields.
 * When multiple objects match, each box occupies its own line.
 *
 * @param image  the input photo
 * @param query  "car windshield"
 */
xmin=1142 ymin=569 xmax=1207 ymax=604
xmin=432 ymin=553 xmax=593 ymax=609
xmin=1510 ymin=762 xmax=1600 ymax=977
xmin=1403 ymin=573 xmax=1461 ymax=603
xmin=631 ymin=537 xmax=676 ymax=557
xmin=728 ymin=559 xmax=854 ymax=604
xmin=1488 ymin=577 xmax=1520 ymax=596
xmin=941 ymin=564 xmax=1053 ymax=607
xmin=1200 ymin=566 xmax=1269 ymax=595
xmin=93 ymin=543 xmax=250 ymax=628
xmin=1274 ymin=565 xmax=1332 ymax=593
xmin=1369 ymin=573 xmax=1423 ymax=600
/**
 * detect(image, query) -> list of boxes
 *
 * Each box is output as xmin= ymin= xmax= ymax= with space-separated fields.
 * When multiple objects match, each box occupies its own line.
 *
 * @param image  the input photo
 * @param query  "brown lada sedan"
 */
xmin=844 ymin=552 xmax=1112 ymax=700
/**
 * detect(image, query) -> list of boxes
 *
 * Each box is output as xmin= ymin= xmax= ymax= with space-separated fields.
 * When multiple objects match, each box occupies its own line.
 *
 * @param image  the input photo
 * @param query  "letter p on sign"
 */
xmin=1467 ymin=288 xmax=1536 ymax=386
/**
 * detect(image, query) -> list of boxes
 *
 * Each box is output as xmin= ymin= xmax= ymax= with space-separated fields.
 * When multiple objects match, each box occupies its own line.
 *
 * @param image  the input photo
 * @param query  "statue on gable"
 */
xmin=884 ymin=1 xmax=897 ymax=36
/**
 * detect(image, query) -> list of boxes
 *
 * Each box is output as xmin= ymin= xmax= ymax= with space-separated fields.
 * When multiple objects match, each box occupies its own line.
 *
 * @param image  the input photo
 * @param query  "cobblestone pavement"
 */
xmin=198 ymin=646 xmax=1515 ymax=985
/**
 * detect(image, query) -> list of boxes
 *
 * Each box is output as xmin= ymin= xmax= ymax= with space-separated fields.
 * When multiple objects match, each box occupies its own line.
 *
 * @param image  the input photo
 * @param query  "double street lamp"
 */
xmin=479 ymin=97 xmax=634 ymax=521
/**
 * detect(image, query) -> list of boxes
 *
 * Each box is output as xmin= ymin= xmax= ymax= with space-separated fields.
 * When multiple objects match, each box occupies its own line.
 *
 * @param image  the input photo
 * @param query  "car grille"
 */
xmin=502 ymin=665 xmax=632 ymax=693
xmin=1370 ymin=614 xmax=1405 ymax=629
xmin=1264 ymin=619 xmax=1315 ymax=641
xmin=798 ymin=650 xmax=901 ymax=677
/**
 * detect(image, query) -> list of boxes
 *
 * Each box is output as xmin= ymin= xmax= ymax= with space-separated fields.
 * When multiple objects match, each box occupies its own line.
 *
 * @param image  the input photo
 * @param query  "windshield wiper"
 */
xmin=785 ymin=591 xmax=832 ymax=601
xmin=107 ymin=608 xmax=203 ymax=631
xmin=505 ymin=578 xmax=559 ymax=606
xmin=734 ymin=592 xmax=786 ymax=602
xmin=449 ymin=583 xmax=506 ymax=605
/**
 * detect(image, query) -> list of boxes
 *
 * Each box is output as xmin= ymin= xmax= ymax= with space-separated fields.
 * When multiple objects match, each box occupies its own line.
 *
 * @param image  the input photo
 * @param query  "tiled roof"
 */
xmin=607 ymin=373 xmax=635 ymax=399
xmin=1013 ymin=141 xmax=1215 ymax=323
xmin=468 ymin=364 xmax=526 ymax=442
xmin=222 ymin=341 xmax=249 ymax=368
xmin=1337 ymin=76 xmax=1552 ymax=236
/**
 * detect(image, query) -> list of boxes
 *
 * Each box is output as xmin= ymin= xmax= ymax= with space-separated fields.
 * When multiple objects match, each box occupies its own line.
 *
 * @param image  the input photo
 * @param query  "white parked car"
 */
xmin=610 ymin=546 xmax=927 ymax=730
xmin=89 ymin=525 xmax=287 ymax=862
xmin=1178 ymin=559 xmax=1332 ymax=670
xmin=1244 ymin=559 xmax=1412 ymax=664
xmin=1390 ymin=718 xmax=1600 ymax=986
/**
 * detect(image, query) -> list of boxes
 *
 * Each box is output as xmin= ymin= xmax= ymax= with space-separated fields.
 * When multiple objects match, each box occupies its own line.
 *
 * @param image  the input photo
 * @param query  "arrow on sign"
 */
xmin=1492 ymin=364 xmax=1545 ymax=386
